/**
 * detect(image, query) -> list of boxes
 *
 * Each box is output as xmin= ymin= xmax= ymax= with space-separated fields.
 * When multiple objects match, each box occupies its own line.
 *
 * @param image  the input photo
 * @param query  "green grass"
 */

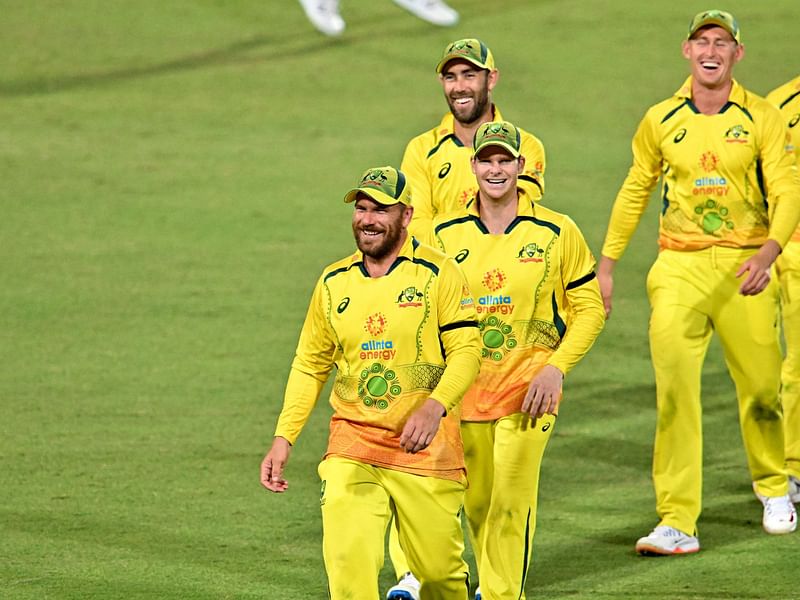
xmin=1 ymin=0 xmax=798 ymax=598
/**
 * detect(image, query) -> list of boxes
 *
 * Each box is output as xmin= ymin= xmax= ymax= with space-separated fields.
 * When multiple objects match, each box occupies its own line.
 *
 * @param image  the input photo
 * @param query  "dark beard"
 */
xmin=354 ymin=225 xmax=403 ymax=260
xmin=448 ymin=86 xmax=490 ymax=125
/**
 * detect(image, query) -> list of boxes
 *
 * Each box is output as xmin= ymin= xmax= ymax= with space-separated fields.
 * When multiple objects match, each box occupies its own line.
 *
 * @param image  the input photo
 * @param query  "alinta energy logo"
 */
xmin=517 ymin=242 xmax=544 ymax=263
xmin=358 ymin=362 xmax=402 ymax=410
xmin=479 ymin=268 xmax=514 ymax=315
xmin=693 ymin=151 xmax=729 ymax=197
xmin=724 ymin=124 xmax=750 ymax=144
xmin=396 ymin=286 xmax=423 ymax=308
xmin=460 ymin=283 xmax=475 ymax=311
xmin=479 ymin=315 xmax=517 ymax=361
xmin=361 ymin=312 xmax=395 ymax=360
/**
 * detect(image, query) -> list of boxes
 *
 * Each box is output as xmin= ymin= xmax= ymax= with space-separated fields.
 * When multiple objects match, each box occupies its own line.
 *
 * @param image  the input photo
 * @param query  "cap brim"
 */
xmin=344 ymin=188 xmax=403 ymax=205
xmin=474 ymin=142 xmax=520 ymax=158
xmin=436 ymin=55 xmax=489 ymax=74
xmin=689 ymin=19 xmax=738 ymax=41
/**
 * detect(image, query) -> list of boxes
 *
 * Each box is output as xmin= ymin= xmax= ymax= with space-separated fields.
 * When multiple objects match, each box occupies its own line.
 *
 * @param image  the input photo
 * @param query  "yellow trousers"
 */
xmin=646 ymin=247 xmax=788 ymax=535
xmin=319 ymin=457 xmax=469 ymax=600
xmin=389 ymin=413 xmax=555 ymax=599
xmin=778 ymin=241 xmax=800 ymax=480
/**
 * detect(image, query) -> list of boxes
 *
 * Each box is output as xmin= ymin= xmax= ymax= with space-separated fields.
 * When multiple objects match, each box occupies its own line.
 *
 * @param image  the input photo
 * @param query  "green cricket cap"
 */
xmin=344 ymin=166 xmax=411 ymax=206
xmin=436 ymin=38 xmax=495 ymax=74
xmin=688 ymin=9 xmax=741 ymax=44
xmin=473 ymin=120 xmax=521 ymax=158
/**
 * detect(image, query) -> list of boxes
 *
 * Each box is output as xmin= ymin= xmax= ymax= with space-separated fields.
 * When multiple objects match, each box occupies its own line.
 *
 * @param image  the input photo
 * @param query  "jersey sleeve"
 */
xmin=601 ymin=110 xmax=662 ymax=260
xmin=519 ymin=133 xmax=546 ymax=200
xmin=403 ymin=136 xmax=436 ymax=246
xmin=429 ymin=258 xmax=482 ymax=413
xmin=759 ymin=103 xmax=800 ymax=247
xmin=549 ymin=218 xmax=606 ymax=375
xmin=274 ymin=275 xmax=336 ymax=444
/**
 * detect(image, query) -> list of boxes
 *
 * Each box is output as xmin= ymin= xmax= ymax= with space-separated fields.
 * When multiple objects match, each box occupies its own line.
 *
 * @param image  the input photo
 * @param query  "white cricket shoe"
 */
xmin=386 ymin=572 xmax=421 ymax=600
xmin=391 ymin=0 xmax=459 ymax=27
xmin=761 ymin=494 xmax=797 ymax=535
xmin=635 ymin=526 xmax=700 ymax=556
xmin=298 ymin=0 xmax=345 ymax=36
xmin=790 ymin=476 xmax=800 ymax=504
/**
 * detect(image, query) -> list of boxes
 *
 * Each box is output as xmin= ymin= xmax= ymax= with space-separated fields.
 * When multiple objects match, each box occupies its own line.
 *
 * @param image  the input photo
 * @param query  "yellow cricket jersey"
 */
xmin=433 ymin=191 xmax=605 ymax=421
xmin=402 ymin=106 xmax=546 ymax=245
xmin=602 ymin=76 xmax=800 ymax=259
xmin=766 ymin=75 xmax=800 ymax=242
xmin=274 ymin=235 xmax=482 ymax=481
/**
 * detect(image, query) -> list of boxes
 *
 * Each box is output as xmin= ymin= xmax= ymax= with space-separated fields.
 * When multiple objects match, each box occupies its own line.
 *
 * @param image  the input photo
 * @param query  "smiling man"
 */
xmin=261 ymin=166 xmax=482 ymax=600
xmin=430 ymin=120 xmax=604 ymax=599
xmin=598 ymin=10 xmax=800 ymax=555
xmin=400 ymin=39 xmax=546 ymax=245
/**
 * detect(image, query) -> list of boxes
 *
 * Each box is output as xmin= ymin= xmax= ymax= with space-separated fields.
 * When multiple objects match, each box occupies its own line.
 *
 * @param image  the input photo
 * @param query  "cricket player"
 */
xmin=436 ymin=120 xmax=604 ymax=599
xmin=390 ymin=120 xmax=603 ymax=600
xmin=261 ymin=166 xmax=482 ymax=600
xmin=598 ymin=10 xmax=800 ymax=555
xmin=387 ymin=39 xmax=547 ymax=600
xmin=767 ymin=75 xmax=800 ymax=504
xmin=401 ymin=38 xmax=546 ymax=246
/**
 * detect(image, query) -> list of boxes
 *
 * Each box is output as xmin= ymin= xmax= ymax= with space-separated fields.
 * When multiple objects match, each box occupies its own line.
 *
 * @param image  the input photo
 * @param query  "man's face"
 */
xmin=440 ymin=59 xmax=497 ymax=125
xmin=352 ymin=195 xmax=411 ymax=260
xmin=471 ymin=147 xmax=524 ymax=202
xmin=682 ymin=25 xmax=744 ymax=90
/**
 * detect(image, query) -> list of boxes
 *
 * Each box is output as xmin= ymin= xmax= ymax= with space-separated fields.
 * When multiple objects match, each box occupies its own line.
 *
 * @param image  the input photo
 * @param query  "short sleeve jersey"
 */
xmin=766 ymin=75 xmax=800 ymax=242
xmin=402 ymin=106 xmax=546 ymax=244
xmin=434 ymin=192 xmax=604 ymax=421
xmin=602 ymin=77 xmax=800 ymax=259
xmin=276 ymin=236 xmax=481 ymax=480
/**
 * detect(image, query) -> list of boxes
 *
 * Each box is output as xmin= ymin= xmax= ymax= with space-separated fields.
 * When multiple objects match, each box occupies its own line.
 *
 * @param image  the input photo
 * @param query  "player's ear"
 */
xmin=487 ymin=69 xmax=499 ymax=91
xmin=402 ymin=205 xmax=413 ymax=227
xmin=681 ymin=40 xmax=691 ymax=60
xmin=517 ymin=155 xmax=526 ymax=174
xmin=471 ymin=156 xmax=478 ymax=175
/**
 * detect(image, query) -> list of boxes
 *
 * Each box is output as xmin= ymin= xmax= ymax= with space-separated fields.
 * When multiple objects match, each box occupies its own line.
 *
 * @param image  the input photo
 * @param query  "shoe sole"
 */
xmin=635 ymin=543 xmax=700 ymax=556
xmin=763 ymin=522 xmax=797 ymax=535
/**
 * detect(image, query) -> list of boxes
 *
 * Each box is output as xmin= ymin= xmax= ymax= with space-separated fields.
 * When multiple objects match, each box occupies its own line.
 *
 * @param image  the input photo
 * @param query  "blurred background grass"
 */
xmin=1 ymin=1 xmax=798 ymax=598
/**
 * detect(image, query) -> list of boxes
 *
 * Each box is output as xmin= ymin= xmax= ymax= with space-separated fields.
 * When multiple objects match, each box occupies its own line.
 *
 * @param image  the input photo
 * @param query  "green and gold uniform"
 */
xmin=401 ymin=107 xmax=545 ymax=245
xmin=431 ymin=191 xmax=604 ymax=599
xmin=274 ymin=235 xmax=481 ymax=600
xmin=602 ymin=76 xmax=800 ymax=536
xmin=767 ymin=75 xmax=800 ymax=482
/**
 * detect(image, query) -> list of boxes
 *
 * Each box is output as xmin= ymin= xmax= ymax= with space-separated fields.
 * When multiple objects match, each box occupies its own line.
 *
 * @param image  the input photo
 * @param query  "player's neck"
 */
xmin=477 ymin=192 xmax=518 ymax=234
xmin=691 ymin=80 xmax=733 ymax=115
xmin=453 ymin=105 xmax=495 ymax=147
xmin=362 ymin=232 xmax=407 ymax=278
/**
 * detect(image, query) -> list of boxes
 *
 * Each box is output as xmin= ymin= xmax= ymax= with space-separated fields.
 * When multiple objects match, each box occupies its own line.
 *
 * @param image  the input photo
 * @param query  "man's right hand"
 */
xmin=597 ymin=256 xmax=616 ymax=319
xmin=260 ymin=437 xmax=292 ymax=493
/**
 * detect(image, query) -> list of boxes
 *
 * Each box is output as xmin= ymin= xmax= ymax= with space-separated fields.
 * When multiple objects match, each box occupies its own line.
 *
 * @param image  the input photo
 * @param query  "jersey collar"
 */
xmin=350 ymin=234 xmax=417 ymax=277
xmin=435 ymin=104 xmax=503 ymax=146
xmin=675 ymin=75 xmax=748 ymax=110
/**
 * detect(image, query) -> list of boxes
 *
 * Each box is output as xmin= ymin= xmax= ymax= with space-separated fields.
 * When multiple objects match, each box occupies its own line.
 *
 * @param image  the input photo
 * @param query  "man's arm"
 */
xmin=402 ymin=136 xmax=436 ymax=245
xmin=599 ymin=111 xmax=662 ymax=316
xmin=260 ymin=277 xmax=336 ymax=490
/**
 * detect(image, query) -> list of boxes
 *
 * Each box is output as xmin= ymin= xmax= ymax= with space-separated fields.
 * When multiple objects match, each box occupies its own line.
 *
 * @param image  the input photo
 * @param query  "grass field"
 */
xmin=2 ymin=1 xmax=798 ymax=598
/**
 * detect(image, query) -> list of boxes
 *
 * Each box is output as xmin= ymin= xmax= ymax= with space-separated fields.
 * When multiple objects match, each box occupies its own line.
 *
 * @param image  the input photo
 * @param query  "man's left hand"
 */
xmin=400 ymin=398 xmax=446 ymax=453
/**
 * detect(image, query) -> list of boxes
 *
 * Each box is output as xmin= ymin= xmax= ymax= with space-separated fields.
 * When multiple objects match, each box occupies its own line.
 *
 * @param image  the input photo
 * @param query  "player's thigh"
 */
xmin=387 ymin=470 xmax=466 ymax=580
xmin=318 ymin=457 xmax=391 ymax=558
xmin=491 ymin=413 xmax=555 ymax=502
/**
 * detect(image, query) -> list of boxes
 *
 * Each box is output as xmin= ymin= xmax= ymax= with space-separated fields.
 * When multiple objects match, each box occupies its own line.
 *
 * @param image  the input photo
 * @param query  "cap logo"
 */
xmin=361 ymin=169 xmax=389 ymax=188
xmin=448 ymin=39 xmax=474 ymax=55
